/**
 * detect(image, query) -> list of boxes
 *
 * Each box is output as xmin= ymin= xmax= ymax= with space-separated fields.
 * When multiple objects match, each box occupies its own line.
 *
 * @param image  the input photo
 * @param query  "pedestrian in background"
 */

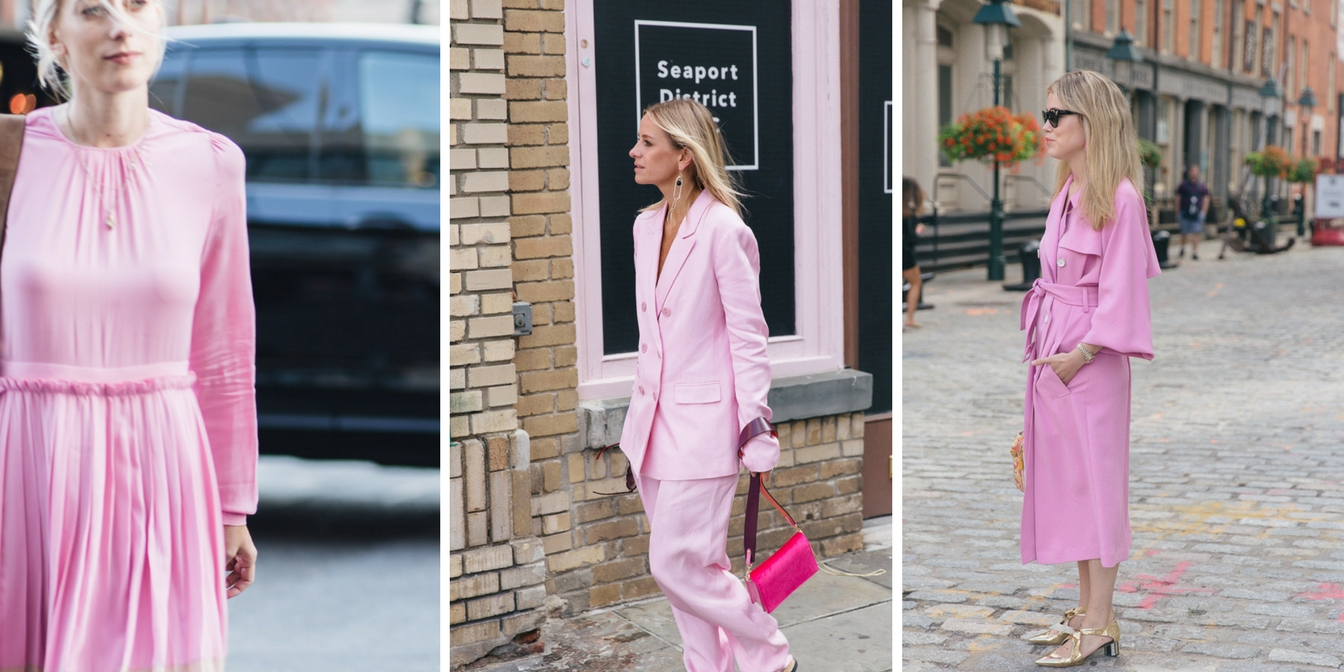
xmin=621 ymin=98 xmax=796 ymax=672
xmin=1020 ymin=70 xmax=1160 ymax=667
xmin=1175 ymin=164 xmax=1210 ymax=260
xmin=902 ymin=176 xmax=927 ymax=330
xmin=0 ymin=1 xmax=258 ymax=670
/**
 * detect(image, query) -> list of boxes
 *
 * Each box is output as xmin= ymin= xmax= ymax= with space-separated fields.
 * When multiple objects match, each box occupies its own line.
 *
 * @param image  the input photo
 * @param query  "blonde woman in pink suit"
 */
xmin=0 ymin=1 xmax=257 ymax=671
xmin=620 ymin=98 xmax=797 ymax=672
xmin=1020 ymin=71 xmax=1161 ymax=668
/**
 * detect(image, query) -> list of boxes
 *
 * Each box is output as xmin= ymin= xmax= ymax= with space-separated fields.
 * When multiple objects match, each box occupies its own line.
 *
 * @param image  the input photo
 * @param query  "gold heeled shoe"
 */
xmin=1025 ymin=607 xmax=1085 ymax=645
xmin=1034 ymin=619 xmax=1120 ymax=667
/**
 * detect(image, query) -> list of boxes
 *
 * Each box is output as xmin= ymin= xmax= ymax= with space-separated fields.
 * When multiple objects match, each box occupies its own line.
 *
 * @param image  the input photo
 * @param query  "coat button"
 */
xmin=1057 ymin=258 xmax=1066 ymax=267
xmin=639 ymin=385 xmax=646 ymax=395
xmin=641 ymin=344 xmax=647 ymax=353
xmin=641 ymin=302 xmax=647 ymax=312
xmin=661 ymin=307 xmax=671 ymax=317
xmin=1045 ymin=314 xmax=1051 ymax=323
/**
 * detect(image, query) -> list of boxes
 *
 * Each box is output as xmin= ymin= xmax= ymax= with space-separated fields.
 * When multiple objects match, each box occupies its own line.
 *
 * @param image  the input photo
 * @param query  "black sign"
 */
xmin=858 ymin=0 xmax=893 ymax=415
xmin=635 ymin=21 xmax=758 ymax=169
xmin=594 ymin=1 xmax=795 ymax=356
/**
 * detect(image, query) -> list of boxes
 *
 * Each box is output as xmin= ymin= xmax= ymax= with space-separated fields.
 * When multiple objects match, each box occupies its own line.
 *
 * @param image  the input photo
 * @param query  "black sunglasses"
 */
xmin=1041 ymin=108 xmax=1082 ymax=128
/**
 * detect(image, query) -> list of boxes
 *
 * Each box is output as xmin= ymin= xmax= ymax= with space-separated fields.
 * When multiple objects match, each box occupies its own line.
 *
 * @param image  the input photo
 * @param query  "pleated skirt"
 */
xmin=0 ymin=374 xmax=227 ymax=672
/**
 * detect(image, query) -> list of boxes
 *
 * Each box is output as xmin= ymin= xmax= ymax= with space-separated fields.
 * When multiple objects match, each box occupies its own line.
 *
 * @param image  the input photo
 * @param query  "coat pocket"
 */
xmin=1035 ymin=364 xmax=1072 ymax=399
xmin=675 ymin=381 xmax=721 ymax=404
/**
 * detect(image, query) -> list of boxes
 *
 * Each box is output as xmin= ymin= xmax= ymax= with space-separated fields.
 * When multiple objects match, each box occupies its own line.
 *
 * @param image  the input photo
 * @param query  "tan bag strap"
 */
xmin=0 ymin=114 xmax=26 ymax=255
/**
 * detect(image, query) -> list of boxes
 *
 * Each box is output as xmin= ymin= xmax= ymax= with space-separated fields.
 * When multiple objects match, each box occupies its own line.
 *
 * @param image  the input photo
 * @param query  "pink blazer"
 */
xmin=618 ymin=190 xmax=776 ymax=481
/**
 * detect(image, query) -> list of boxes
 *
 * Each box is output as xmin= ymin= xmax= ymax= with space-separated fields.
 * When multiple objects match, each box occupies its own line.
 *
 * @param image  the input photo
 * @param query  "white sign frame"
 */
xmin=1315 ymin=174 xmax=1344 ymax=218
xmin=634 ymin=19 xmax=760 ymax=171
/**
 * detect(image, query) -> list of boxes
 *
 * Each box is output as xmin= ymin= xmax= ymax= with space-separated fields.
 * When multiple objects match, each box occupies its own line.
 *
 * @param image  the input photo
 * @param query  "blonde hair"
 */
xmin=638 ymin=99 xmax=746 ymax=217
xmin=28 ymin=0 xmax=168 ymax=101
xmin=1047 ymin=70 xmax=1147 ymax=230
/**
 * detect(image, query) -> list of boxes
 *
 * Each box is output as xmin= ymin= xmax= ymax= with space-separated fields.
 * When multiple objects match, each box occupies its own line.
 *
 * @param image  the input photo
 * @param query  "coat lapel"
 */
xmin=655 ymin=190 xmax=712 ymax=309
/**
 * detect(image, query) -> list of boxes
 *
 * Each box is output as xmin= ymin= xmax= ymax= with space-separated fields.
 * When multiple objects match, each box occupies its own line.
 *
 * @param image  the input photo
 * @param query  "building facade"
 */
xmin=1069 ymin=0 xmax=1339 ymax=213
xmin=903 ymin=0 xmax=1066 ymax=213
xmin=904 ymin=0 xmax=1343 ymax=217
xmin=450 ymin=0 xmax=887 ymax=668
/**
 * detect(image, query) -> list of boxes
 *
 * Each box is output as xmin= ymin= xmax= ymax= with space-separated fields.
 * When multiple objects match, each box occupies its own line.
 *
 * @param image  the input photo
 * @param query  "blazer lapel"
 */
xmin=655 ymin=190 xmax=712 ymax=309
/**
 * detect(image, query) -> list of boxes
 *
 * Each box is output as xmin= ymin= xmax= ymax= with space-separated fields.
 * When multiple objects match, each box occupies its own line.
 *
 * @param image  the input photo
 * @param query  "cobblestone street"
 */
xmin=902 ymin=237 xmax=1344 ymax=670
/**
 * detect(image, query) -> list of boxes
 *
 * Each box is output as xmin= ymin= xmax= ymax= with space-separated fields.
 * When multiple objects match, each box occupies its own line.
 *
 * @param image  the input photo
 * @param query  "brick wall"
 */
xmin=496 ymin=0 xmax=588 ymax=617
xmin=547 ymin=408 xmax=870 ymax=616
xmin=448 ymin=0 xmax=548 ymax=667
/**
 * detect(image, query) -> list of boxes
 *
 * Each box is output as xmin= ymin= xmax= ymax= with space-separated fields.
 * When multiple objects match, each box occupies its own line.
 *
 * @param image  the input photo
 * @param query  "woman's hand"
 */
xmin=1031 ymin=348 xmax=1087 ymax=386
xmin=223 ymin=525 xmax=258 ymax=599
xmin=740 ymin=433 xmax=780 ymax=473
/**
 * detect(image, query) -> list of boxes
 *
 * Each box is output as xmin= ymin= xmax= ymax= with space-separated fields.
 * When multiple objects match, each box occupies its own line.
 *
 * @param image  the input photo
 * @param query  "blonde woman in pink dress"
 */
xmin=0 ymin=1 xmax=258 ymax=671
xmin=1018 ymin=71 xmax=1160 ymax=667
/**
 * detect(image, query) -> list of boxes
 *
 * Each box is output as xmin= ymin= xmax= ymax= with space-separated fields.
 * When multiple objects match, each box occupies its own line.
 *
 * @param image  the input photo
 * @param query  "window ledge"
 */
xmin=577 ymin=369 xmax=873 ymax=449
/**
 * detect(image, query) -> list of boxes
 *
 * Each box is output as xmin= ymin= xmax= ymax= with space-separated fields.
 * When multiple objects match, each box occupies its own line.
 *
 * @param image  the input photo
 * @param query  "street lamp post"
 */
xmin=1106 ymin=28 xmax=1145 ymax=218
xmin=1259 ymin=77 xmax=1283 ymax=224
xmin=1105 ymin=28 xmax=1143 ymax=93
xmin=974 ymin=0 xmax=1021 ymax=282
xmin=1297 ymin=86 xmax=1317 ymax=236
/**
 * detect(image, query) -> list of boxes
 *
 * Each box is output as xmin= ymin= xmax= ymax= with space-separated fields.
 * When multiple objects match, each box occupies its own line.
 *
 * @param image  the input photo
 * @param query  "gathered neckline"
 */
xmin=33 ymin=106 xmax=159 ymax=154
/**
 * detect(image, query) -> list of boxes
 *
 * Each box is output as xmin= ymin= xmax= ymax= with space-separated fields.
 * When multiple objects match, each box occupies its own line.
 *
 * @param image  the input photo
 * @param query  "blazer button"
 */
xmin=641 ymin=302 xmax=647 ymax=312
xmin=661 ymin=307 xmax=671 ymax=317
xmin=641 ymin=344 xmax=647 ymax=353
xmin=639 ymin=385 xmax=646 ymax=395
xmin=1057 ymin=258 xmax=1066 ymax=267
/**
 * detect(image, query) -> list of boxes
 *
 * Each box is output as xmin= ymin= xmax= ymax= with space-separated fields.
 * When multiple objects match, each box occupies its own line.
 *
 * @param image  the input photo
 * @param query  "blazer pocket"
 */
xmin=675 ymin=381 xmax=721 ymax=404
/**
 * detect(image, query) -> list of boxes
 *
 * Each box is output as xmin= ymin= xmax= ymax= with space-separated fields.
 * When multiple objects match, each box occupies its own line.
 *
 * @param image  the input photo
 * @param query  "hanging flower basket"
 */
xmin=938 ymin=106 xmax=1042 ymax=168
xmin=1244 ymin=146 xmax=1291 ymax=179
xmin=1288 ymin=157 xmax=1320 ymax=184
xmin=1137 ymin=138 xmax=1161 ymax=169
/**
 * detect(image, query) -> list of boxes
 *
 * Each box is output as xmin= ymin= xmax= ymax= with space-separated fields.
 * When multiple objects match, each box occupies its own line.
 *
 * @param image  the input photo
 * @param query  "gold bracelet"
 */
xmin=1076 ymin=343 xmax=1095 ymax=364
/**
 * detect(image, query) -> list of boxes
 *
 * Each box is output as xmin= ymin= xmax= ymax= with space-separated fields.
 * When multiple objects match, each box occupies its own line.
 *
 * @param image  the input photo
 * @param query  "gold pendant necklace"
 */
xmin=63 ymin=108 xmax=143 ymax=230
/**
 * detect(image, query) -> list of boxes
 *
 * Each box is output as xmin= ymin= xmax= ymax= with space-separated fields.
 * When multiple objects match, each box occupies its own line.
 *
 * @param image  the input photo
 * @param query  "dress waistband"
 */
xmin=0 ymin=361 xmax=195 ymax=395
xmin=0 ymin=374 xmax=197 ymax=396
xmin=1020 ymin=280 xmax=1099 ymax=362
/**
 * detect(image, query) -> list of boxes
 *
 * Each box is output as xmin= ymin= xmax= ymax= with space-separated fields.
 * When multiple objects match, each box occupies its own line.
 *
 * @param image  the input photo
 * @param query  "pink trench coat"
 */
xmin=1019 ymin=175 xmax=1160 ymax=569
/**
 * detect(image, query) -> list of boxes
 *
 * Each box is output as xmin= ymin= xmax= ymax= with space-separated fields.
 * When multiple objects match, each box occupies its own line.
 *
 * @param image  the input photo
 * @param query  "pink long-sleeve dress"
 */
xmin=1019 ymin=175 xmax=1159 ymax=569
xmin=0 ymin=108 xmax=257 ymax=672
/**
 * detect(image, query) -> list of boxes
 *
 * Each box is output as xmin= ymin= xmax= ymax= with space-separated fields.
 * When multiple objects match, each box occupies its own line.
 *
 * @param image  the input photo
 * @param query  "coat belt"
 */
xmin=1020 ymin=279 xmax=1099 ymax=362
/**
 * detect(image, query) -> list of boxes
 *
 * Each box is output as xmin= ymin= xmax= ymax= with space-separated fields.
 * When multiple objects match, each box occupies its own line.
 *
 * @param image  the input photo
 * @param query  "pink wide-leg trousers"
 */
xmin=639 ymin=474 xmax=791 ymax=672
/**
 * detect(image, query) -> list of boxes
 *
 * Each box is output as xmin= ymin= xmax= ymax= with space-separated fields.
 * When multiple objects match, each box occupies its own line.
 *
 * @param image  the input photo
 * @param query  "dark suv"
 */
xmin=150 ymin=23 xmax=440 ymax=466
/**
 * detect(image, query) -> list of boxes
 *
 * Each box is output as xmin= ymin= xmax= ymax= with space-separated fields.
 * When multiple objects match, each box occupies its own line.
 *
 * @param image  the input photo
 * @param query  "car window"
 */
xmin=183 ymin=48 xmax=324 ymax=182
xmin=148 ymin=48 xmax=186 ymax=116
xmin=356 ymin=50 xmax=440 ymax=188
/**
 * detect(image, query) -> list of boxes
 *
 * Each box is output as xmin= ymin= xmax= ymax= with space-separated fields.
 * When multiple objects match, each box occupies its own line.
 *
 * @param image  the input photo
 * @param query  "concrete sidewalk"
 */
xmin=470 ymin=517 xmax=894 ymax=672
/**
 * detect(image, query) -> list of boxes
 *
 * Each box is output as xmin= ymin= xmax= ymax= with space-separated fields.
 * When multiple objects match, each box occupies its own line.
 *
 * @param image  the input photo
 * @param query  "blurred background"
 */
xmin=0 ymin=1 xmax=441 ymax=670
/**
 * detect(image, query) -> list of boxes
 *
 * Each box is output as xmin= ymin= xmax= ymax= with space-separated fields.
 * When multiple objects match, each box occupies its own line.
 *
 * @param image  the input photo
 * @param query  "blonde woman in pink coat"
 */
xmin=1019 ymin=71 xmax=1160 ymax=667
xmin=620 ymin=98 xmax=796 ymax=672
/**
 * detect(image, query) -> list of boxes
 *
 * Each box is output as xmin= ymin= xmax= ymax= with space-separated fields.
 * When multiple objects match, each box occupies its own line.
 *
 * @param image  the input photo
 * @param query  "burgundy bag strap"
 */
xmin=741 ymin=418 xmax=792 ymax=571
xmin=0 ymin=114 xmax=25 ymax=260
xmin=591 ymin=442 xmax=636 ymax=496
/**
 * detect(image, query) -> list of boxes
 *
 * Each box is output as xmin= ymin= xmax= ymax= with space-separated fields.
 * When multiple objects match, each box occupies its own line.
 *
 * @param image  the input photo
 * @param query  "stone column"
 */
xmin=906 ymin=0 xmax=940 ymax=200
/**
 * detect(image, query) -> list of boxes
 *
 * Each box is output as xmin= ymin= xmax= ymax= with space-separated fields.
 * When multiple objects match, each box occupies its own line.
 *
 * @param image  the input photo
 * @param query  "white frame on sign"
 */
xmin=633 ymin=19 xmax=760 ymax=170
xmin=566 ymin=0 xmax=846 ymax=400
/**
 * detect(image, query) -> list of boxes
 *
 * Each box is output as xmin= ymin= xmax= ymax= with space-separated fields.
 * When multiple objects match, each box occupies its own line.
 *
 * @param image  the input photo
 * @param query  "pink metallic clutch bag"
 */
xmin=746 ymin=528 xmax=819 ymax=613
xmin=738 ymin=417 xmax=818 ymax=613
